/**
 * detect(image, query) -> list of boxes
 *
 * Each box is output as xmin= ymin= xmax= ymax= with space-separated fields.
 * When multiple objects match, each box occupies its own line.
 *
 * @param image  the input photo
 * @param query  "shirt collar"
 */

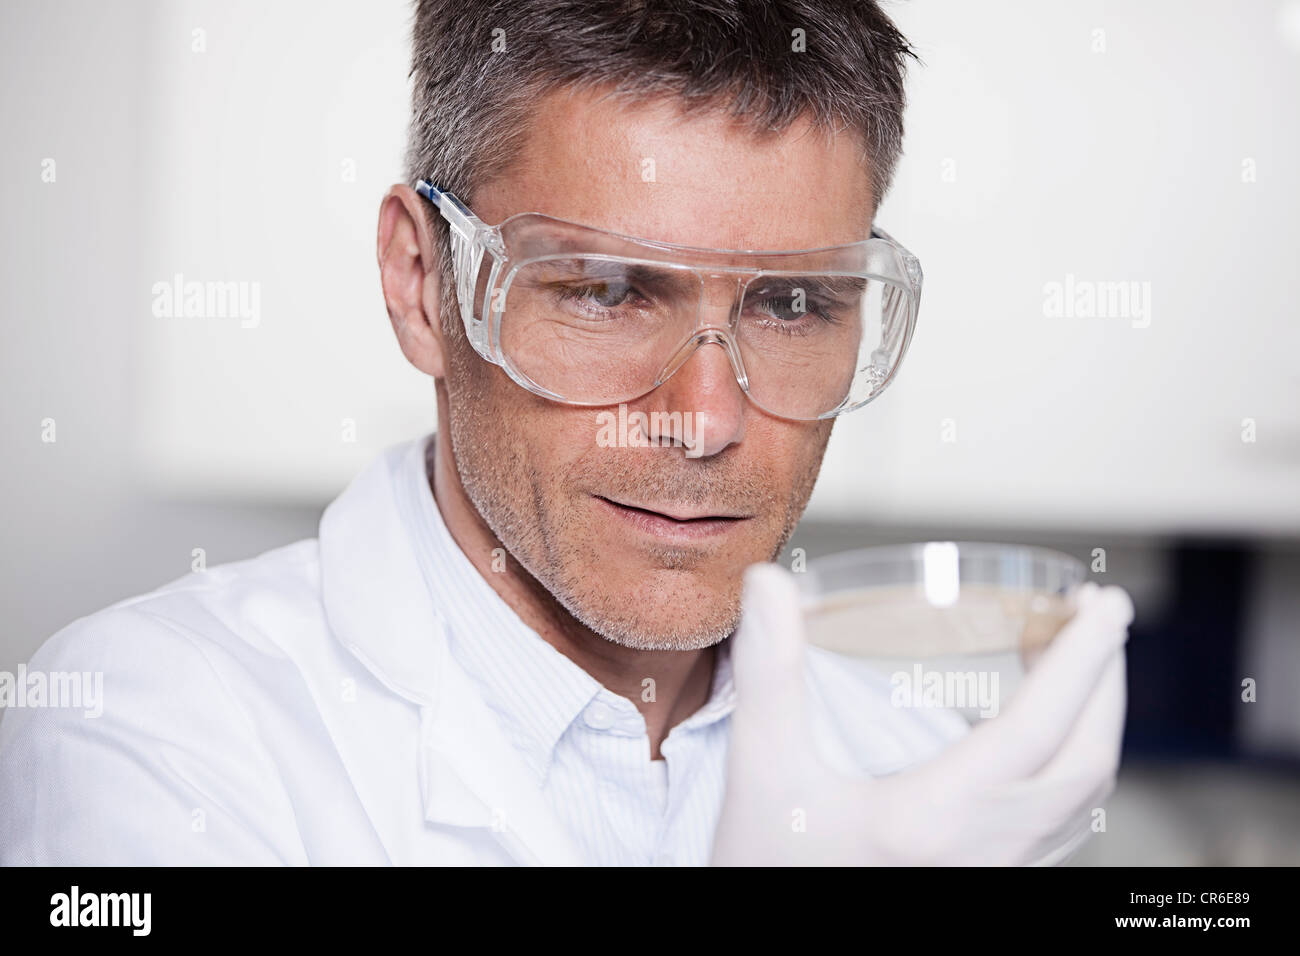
xmin=338 ymin=433 xmax=735 ymax=781
xmin=678 ymin=636 xmax=736 ymax=733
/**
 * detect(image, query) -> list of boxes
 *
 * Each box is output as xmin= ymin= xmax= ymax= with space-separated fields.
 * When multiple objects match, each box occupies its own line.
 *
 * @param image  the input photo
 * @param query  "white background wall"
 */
xmin=10 ymin=0 xmax=1297 ymax=524
xmin=825 ymin=0 xmax=1300 ymax=535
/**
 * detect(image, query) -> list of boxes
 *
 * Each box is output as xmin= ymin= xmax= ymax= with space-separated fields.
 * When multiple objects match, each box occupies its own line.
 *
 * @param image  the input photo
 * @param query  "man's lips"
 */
xmin=596 ymin=495 xmax=749 ymax=522
xmin=593 ymin=495 xmax=752 ymax=540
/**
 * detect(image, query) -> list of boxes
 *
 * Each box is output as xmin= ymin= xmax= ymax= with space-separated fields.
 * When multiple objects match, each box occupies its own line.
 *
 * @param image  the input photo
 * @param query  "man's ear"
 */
xmin=377 ymin=184 xmax=445 ymax=378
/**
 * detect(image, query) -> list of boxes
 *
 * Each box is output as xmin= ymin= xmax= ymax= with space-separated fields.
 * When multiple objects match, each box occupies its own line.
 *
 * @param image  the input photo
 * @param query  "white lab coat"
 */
xmin=0 ymin=437 xmax=968 ymax=866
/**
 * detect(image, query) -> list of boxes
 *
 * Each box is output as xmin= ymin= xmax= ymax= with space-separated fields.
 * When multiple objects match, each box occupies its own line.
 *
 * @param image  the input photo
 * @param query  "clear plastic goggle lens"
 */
xmin=494 ymin=256 xmax=908 ymax=420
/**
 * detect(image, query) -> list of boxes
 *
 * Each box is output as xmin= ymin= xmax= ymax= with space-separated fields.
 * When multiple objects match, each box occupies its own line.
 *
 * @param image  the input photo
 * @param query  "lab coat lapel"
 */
xmin=419 ymin=631 xmax=587 ymax=867
xmin=319 ymin=440 xmax=584 ymax=866
xmin=320 ymin=442 xmax=443 ymax=702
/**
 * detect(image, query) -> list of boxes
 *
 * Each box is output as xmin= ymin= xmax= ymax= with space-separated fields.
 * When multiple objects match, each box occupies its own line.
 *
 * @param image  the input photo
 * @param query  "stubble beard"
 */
xmin=441 ymin=312 xmax=830 ymax=651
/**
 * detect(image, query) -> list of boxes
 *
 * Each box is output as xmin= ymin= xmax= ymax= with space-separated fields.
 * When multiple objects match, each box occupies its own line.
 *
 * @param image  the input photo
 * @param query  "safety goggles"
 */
xmin=416 ymin=180 xmax=922 ymax=421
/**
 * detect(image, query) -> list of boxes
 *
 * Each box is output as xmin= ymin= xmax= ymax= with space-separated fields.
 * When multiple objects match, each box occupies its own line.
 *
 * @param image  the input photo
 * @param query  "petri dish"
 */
xmin=798 ymin=541 xmax=1086 ymax=721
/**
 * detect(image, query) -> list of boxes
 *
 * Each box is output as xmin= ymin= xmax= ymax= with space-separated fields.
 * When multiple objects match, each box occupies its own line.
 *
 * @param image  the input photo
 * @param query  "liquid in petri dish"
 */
xmin=804 ymin=584 xmax=1076 ymax=661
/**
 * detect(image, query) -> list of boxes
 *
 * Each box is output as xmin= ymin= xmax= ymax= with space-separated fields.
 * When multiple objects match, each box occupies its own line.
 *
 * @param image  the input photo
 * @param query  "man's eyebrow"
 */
xmin=531 ymin=258 xmax=699 ymax=290
xmin=531 ymin=260 xmax=872 ymax=301
xmin=755 ymin=275 xmax=870 ymax=298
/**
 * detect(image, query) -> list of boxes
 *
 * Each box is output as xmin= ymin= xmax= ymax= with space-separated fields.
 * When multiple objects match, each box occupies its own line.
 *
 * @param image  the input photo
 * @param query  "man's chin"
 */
xmin=591 ymin=616 xmax=737 ymax=652
xmin=558 ymin=572 xmax=742 ymax=651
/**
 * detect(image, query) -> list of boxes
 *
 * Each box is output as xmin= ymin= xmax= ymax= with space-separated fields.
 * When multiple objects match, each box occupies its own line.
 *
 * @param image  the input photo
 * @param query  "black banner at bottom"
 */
xmin=0 ymin=865 xmax=1282 ymax=940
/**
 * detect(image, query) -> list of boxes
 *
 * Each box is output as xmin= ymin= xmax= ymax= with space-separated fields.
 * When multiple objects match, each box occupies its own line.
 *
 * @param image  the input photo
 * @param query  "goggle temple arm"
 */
xmin=414 ymin=180 xmax=497 ymax=362
xmin=415 ymin=180 xmax=480 ymax=237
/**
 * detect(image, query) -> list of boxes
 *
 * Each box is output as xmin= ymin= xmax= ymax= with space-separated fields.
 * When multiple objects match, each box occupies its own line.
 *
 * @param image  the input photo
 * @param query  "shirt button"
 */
xmin=583 ymin=700 xmax=616 ymax=730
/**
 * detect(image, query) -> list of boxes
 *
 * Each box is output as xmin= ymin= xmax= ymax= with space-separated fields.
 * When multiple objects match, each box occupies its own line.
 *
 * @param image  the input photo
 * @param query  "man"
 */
xmin=0 ymin=0 xmax=1132 ymax=865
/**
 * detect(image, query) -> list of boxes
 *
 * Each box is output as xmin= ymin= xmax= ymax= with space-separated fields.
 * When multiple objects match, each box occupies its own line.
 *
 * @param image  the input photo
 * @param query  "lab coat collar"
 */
xmin=318 ymin=435 xmax=586 ymax=865
xmin=319 ymin=438 xmax=445 ymax=705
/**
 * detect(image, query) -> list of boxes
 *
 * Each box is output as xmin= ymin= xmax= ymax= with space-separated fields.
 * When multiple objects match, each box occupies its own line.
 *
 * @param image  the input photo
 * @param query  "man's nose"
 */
xmin=646 ymin=331 xmax=747 ymax=459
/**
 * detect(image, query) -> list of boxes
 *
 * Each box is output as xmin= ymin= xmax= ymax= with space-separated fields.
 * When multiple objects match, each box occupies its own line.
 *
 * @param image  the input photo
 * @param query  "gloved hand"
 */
xmin=710 ymin=563 xmax=1134 ymax=866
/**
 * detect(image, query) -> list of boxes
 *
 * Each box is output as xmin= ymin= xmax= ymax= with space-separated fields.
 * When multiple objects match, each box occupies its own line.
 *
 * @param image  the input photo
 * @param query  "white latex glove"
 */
xmin=710 ymin=563 xmax=1134 ymax=866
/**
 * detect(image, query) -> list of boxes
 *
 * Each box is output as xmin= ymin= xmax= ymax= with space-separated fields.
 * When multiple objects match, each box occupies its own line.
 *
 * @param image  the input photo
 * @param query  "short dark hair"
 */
xmin=405 ymin=0 xmax=917 ymax=322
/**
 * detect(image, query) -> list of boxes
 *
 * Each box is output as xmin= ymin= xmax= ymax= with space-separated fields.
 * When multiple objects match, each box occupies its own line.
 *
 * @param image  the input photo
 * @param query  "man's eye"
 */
xmin=559 ymin=281 xmax=634 ymax=308
xmin=750 ymin=295 xmax=833 ymax=322
xmin=753 ymin=296 xmax=801 ymax=321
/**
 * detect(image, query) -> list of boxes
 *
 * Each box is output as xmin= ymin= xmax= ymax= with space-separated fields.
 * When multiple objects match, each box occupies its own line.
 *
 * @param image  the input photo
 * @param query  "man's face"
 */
xmin=441 ymin=87 xmax=874 ymax=651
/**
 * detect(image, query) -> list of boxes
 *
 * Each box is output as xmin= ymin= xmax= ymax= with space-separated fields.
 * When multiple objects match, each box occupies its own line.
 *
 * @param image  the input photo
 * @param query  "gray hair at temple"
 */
xmin=404 ymin=0 xmax=917 ymax=321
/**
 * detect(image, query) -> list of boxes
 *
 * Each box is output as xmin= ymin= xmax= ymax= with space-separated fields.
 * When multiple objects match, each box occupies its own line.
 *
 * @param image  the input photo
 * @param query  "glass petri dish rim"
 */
xmin=797 ymin=540 xmax=1088 ymax=606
